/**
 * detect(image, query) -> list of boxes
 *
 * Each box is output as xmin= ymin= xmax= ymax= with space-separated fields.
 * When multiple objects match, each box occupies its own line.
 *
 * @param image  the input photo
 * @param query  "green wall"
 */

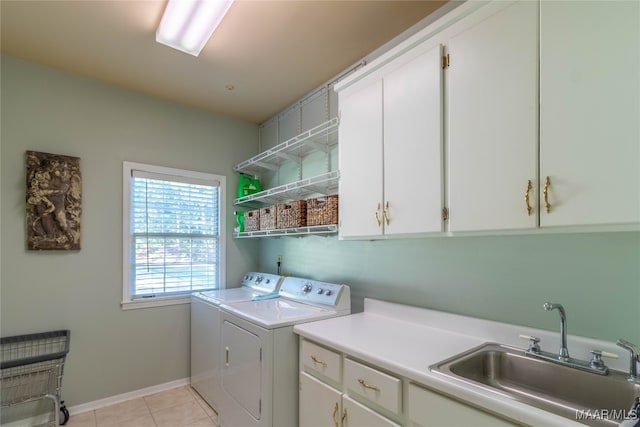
xmin=259 ymin=231 xmax=640 ymax=343
xmin=0 ymin=55 xmax=260 ymax=406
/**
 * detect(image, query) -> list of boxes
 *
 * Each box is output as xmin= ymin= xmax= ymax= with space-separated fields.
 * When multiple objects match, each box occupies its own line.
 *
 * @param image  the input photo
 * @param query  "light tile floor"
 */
xmin=65 ymin=386 xmax=219 ymax=427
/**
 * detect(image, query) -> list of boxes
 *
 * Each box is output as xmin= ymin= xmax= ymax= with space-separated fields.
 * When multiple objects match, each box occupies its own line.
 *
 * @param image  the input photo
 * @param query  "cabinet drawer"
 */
xmin=344 ymin=358 xmax=401 ymax=415
xmin=301 ymin=339 xmax=342 ymax=385
xmin=408 ymin=383 xmax=520 ymax=426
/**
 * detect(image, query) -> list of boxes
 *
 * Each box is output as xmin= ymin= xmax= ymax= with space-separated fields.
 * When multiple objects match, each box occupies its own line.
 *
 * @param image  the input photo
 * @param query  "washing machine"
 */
xmin=217 ymin=276 xmax=351 ymax=427
xmin=190 ymin=272 xmax=282 ymax=412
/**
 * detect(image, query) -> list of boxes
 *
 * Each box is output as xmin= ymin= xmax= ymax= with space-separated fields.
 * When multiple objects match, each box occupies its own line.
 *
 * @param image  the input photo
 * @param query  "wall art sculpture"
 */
xmin=26 ymin=151 xmax=82 ymax=250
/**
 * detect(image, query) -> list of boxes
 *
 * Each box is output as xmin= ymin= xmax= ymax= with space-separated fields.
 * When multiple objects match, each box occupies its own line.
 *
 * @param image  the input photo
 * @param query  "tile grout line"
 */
xmin=141 ymin=392 xmax=158 ymax=427
xmin=186 ymin=386 xmax=219 ymax=427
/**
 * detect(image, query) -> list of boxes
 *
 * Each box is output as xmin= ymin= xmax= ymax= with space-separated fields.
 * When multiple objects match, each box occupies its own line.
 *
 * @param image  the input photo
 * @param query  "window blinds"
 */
xmin=129 ymin=170 xmax=220 ymax=298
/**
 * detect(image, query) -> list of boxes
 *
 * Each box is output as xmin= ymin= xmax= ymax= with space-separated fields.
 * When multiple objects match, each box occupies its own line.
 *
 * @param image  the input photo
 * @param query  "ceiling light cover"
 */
xmin=156 ymin=0 xmax=234 ymax=56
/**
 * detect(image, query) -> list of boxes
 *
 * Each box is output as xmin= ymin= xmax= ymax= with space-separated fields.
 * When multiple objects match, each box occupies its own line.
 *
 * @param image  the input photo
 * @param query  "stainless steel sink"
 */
xmin=430 ymin=342 xmax=640 ymax=427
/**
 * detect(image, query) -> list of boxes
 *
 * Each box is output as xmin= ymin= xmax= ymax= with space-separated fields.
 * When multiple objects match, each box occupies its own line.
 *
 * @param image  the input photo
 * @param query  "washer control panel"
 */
xmin=241 ymin=272 xmax=282 ymax=293
xmin=279 ymin=277 xmax=346 ymax=307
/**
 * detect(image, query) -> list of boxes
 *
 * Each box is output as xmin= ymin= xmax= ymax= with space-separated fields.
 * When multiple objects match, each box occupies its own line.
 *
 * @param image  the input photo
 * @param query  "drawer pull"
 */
xmin=332 ymin=402 xmax=339 ymax=427
xmin=358 ymin=378 xmax=380 ymax=392
xmin=311 ymin=355 xmax=328 ymax=367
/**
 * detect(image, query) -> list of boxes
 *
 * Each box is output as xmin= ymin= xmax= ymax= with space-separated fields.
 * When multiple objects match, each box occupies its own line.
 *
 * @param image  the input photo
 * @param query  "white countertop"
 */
xmin=294 ymin=298 xmax=627 ymax=427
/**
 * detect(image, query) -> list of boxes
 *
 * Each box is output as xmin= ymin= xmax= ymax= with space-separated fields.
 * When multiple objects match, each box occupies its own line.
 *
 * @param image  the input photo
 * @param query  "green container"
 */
xmin=237 ymin=174 xmax=261 ymax=198
xmin=235 ymin=211 xmax=245 ymax=232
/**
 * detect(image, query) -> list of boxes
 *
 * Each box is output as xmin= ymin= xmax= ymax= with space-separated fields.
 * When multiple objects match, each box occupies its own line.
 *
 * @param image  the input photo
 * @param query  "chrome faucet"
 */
xmin=543 ymin=302 xmax=570 ymax=361
xmin=616 ymin=339 xmax=640 ymax=383
xmin=521 ymin=302 xmax=616 ymax=375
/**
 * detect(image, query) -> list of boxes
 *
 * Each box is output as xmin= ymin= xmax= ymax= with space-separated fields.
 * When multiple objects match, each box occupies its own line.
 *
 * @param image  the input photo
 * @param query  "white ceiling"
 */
xmin=1 ymin=0 xmax=448 ymax=124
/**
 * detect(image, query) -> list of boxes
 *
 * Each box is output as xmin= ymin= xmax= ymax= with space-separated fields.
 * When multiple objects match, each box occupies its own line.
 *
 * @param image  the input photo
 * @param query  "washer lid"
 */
xmin=196 ymin=287 xmax=265 ymax=305
xmin=194 ymin=272 xmax=282 ymax=305
xmin=221 ymin=298 xmax=345 ymax=329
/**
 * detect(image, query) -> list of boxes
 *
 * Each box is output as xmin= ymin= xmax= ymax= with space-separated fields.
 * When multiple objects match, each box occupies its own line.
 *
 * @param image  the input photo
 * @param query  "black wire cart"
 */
xmin=1 ymin=330 xmax=71 ymax=426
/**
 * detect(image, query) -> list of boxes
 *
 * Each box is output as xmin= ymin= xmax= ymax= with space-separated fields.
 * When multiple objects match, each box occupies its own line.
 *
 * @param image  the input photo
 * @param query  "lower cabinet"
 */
xmin=299 ymin=338 xmax=522 ymax=426
xmin=343 ymin=395 xmax=401 ymax=427
xmin=300 ymin=372 xmax=342 ymax=427
xmin=300 ymin=339 xmax=401 ymax=427
xmin=407 ymin=383 xmax=518 ymax=427
xmin=300 ymin=372 xmax=400 ymax=427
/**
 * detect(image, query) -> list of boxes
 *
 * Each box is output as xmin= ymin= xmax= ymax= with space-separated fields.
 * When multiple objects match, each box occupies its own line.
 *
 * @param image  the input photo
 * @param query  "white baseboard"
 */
xmin=68 ymin=377 xmax=190 ymax=415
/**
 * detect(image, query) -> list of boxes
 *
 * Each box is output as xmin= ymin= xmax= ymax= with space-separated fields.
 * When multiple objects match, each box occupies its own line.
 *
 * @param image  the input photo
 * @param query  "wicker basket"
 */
xmin=259 ymin=206 xmax=277 ymax=230
xmin=306 ymin=195 xmax=339 ymax=226
xmin=276 ymin=200 xmax=307 ymax=229
xmin=244 ymin=209 xmax=260 ymax=232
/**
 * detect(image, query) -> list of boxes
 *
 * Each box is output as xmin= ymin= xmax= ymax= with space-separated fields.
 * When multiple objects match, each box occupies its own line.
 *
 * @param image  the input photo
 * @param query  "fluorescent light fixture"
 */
xmin=156 ymin=0 xmax=234 ymax=56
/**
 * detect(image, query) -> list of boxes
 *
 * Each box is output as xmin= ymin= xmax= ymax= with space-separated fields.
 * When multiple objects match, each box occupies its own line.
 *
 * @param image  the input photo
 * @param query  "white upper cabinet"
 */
xmin=383 ymin=45 xmax=444 ymax=236
xmin=336 ymin=0 xmax=639 ymax=238
xmin=447 ymin=0 xmax=539 ymax=232
xmin=338 ymin=78 xmax=384 ymax=239
xmin=338 ymin=44 xmax=444 ymax=239
xmin=539 ymin=1 xmax=640 ymax=228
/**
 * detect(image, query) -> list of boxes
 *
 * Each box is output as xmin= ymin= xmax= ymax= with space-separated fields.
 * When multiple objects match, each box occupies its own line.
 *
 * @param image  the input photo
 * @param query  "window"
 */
xmin=122 ymin=162 xmax=225 ymax=309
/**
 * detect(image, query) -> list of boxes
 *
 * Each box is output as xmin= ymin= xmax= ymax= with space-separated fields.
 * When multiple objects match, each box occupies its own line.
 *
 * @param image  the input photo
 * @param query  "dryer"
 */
xmin=190 ymin=272 xmax=282 ymax=412
xmin=218 ymin=276 xmax=350 ymax=427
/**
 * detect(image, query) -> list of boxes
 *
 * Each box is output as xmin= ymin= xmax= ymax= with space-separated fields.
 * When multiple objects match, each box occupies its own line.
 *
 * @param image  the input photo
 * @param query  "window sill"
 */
xmin=121 ymin=295 xmax=191 ymax=310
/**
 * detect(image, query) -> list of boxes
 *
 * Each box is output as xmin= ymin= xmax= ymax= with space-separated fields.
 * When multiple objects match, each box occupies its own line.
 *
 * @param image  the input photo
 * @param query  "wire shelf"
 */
xmin=234 ymin=170 xmax=339 ymax=206
xmin=233 ymin=117 xmax=339 ymax=175
xmin=233 ymin=224 xmax=337 ymax=239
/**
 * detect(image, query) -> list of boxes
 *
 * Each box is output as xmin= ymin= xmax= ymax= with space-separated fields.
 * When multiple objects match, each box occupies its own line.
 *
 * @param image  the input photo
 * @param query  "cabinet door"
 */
xmin=342 ymin=395 xmax=401 ymax=427
xmin=338 ymin=79 xmax=384 ymax=238
xmin=384 ymin=45 xmax=444 ymax=235
xmin=540 ymin=1 xmax=640 ymax=227
xmin=299 ymin=371 xmax=342 ymax=427
xmin=448 ymin=0 xmax=538 ymax=232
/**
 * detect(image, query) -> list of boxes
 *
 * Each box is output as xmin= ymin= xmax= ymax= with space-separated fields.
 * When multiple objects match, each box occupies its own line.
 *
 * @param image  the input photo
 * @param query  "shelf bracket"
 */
xmin=253 ymin=161 xmax=279 ymax=171
xmin=306 ymin=141 xmax=331 ymax=153
xmin=274 ymin=152 xmax=301 ymax=163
